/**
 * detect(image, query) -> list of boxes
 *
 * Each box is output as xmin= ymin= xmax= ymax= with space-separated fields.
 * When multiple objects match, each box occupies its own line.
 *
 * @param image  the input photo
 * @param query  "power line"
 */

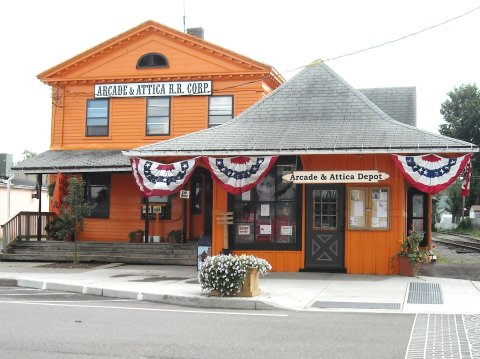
xmin=216 ymin=4 xmax=480 ymax=92
xmin=323 ymin=5 xmax=480 ymax=63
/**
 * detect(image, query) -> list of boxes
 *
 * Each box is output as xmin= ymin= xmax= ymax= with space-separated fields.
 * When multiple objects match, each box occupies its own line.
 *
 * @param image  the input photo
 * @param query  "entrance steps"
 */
xmin=1 ymin=240 xmax=197 ymax=265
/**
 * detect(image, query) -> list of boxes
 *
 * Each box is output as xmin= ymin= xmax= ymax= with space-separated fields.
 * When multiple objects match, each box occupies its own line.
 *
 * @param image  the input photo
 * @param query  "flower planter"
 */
xmin=237 ymin=267 xmax=261 ymax=297
xmin=209 ymin=268 xmax=261 ymax=297
xmin=398 ymin=255 xmax=418 ymax=277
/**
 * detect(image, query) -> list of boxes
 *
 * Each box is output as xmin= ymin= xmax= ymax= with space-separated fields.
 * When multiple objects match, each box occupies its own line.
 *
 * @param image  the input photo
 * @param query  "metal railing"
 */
xmin=1 ymin=211 xmax=55 ymax=252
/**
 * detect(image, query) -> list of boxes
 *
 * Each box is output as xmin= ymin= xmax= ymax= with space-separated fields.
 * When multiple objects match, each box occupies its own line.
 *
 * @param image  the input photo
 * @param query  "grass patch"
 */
xmin=432 ymin=250 xmax=450 ymax=263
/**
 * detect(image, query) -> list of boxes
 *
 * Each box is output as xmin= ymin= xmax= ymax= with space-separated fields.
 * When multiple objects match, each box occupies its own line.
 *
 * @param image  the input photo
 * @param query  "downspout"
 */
xmin=6 ymin=174 xmax=14 ymax=218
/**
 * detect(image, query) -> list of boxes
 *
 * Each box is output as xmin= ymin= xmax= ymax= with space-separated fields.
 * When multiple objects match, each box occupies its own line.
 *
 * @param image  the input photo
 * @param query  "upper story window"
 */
xmin=137 ymin=53 xmax=168 ymax=69
xmin=209 ymin=96 xmax=233 ymax=127
xmin=86 ymin=99 xmax=109 ymax=136
xmin=146 ymin=98 xmax=170 ymax=135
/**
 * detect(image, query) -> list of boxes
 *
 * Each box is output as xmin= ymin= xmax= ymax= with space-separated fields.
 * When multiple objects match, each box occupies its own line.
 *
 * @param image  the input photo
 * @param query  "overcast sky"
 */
xmin=1 ymin=0 xmax=479 ymax=162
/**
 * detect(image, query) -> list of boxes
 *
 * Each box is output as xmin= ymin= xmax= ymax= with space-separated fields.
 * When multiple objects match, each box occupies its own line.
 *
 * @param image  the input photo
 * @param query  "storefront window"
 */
xmin=230 ymin=156 xmax=301 ymax=250
xmin=348 ymin=187 xmax=389 ymax=230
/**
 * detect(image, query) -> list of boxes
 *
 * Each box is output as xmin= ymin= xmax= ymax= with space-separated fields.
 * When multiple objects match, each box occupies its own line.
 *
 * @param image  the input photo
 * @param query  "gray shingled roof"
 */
xmin=359 ymin=87 xmax=417 ymax=127
xmin=125 ymin=62 xmax=477 ymax=157
xmin=12 ymin=150 xmax=130 ymax=174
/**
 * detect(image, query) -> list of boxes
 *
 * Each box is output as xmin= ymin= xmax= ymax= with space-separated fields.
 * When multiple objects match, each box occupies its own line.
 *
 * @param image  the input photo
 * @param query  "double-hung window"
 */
xmin=208 ymin=96 xmax=233 ymax=127
xmin=146 ymin=98 xmax=170 ymax=135
xmin=86 ymin=99 xmax=109 ymax=136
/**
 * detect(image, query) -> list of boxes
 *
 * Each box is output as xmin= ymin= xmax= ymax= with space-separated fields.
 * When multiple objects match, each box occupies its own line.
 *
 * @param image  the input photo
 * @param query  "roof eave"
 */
xmin=123 ymin=145 xmax=479 ymax=158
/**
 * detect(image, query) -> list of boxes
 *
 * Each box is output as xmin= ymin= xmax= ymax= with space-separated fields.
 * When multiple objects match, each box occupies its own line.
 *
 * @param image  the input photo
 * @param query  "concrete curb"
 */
xmin=12 ymin=279 xmax=283 ymax=311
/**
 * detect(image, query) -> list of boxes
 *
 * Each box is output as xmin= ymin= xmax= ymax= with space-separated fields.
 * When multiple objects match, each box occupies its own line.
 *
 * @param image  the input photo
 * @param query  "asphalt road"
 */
xmin=0 ymin=286 xmax=415 ymax=359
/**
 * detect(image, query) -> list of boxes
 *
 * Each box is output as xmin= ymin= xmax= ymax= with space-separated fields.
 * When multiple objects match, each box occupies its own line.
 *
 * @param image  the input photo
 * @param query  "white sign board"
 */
xmin=94 ymin=81 xmax=212 ymax=98
xmin=282 ymin=171 xmax=389 ymax=184
xmin=180 ymin=190 xmax=190 ymax=199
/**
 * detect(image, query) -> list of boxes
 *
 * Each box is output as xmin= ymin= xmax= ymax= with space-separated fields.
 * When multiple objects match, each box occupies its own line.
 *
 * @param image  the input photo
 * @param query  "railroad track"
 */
xmin=432 ymin=233 xmax=480 ymax=253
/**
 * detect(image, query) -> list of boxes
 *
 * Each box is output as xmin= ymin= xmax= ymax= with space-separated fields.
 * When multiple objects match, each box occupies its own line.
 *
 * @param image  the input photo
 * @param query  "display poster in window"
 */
xmin=371 ymin=189 xmax=388 ymax=228
xmin=349 ymin=189 xmax=366 ymax=228
xmin=260 ymin=204 xmax=270 ymax=217
xmin=259 ymin=225 xmax=272 ymax=235
xmin=241 ymin=190 xmax=251 ymax=201
xmin=238 ymin=225 xmax=251 ymax=236
xmin=280 ymin=226 xmax=293 ymax=236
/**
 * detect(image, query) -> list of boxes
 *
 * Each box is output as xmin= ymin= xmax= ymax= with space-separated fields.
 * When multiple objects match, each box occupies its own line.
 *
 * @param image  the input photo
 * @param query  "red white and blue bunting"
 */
xmin=130 ymin=157 xmax=199 ymax=196
xmin=130 ymin=156 xmax=278 ymax=196
xmin=461 ymin=157 xmax=472 ymax=197
xmin=392 ymin=153 xmax=472 ymax=195
xmin=204 ymin=156 xmax=278 ymax=195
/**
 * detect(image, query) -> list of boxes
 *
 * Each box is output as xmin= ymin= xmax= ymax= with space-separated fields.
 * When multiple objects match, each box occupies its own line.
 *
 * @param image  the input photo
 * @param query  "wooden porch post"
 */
xmin=37 ymin=174 xmax=42 ymax=242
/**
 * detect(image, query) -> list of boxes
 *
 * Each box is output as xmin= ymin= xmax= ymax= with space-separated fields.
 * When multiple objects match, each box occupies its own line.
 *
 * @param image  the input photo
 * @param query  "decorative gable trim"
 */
xmin=38 ymin=20 xmax=283 ymax=87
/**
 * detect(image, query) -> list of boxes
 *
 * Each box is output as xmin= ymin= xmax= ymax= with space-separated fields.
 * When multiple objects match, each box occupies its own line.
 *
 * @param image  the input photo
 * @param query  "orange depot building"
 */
xmin=13 ymin=21 xmax=478 ymax=274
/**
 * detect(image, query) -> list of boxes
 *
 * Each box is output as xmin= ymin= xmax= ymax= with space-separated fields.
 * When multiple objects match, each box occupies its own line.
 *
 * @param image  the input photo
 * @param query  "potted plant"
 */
xmin=198 ymin=254 xmax=272 ymax=297
xmin=167 ymin=229 xmax=183 ymax=243
xmin=397 ymin=228 xmax=429 ymax=276
xmin=128 ymin=229 xmax=145 ymax=243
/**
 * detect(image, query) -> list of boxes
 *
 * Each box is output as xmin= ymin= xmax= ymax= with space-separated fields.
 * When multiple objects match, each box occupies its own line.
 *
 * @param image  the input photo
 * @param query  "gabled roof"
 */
xmin=124 ymin=61 xmax=478 ymax=157
xmin=38 ymin=20 xmax=283 ymax=87
xmin=12 ymin=150 xmax=130 ymax=174
xmin=359 ymin=87 xmax=416 ymax=127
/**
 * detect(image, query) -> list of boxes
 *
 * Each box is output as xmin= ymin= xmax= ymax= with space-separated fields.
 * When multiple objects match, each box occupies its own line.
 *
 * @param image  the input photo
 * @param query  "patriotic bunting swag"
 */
xmin=130 ymin=157 xmax=199 ymax=196
xmin=461 ymin=157 xmax=472 ymax=197
xmin=204 ymin=156 xmax=278 ymax=195
xmin=392 ymin=153 xmax=473 ymax=195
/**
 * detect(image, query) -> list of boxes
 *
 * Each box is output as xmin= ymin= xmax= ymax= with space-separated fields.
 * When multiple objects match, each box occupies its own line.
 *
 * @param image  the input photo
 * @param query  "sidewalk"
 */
xmin=0 ymin=261 xmax=478 ymax=313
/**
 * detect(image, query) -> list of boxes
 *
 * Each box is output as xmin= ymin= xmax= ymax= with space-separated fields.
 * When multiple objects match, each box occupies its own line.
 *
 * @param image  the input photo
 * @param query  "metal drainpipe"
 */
xmin=6 ymin=174 xmax=15 ymax=218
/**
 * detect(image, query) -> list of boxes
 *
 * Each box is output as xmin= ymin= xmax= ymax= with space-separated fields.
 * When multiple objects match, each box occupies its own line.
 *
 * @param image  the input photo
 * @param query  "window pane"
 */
xmin=87 ymin=99 xmax=108 ymax=137
xmin=371 ymin=188 xmax=389 ymax=229
xmin=209 ymin=115 xmax=232 ymax=126
xmin=234 ymin=223 xmax=254 ymax=243
xmin=86 ymin=173 xmax=110 ymax=218
xmin=209 ymin=96 xmax=232 ymax=127
xmin=412 ymin=194 xmax=424 ymax=217
xmin=147 ymin=98 xmax=169 ymax=116
xmin=276 ymin=164 xmax=296 ymax=200
xmin=349 ymin=189 xmax=366 ymax=228
xmin=313 ymin=190 xmax=337 ymax=230
xmin=87 ymin=126 xmax=108 ymax=136
xmin=147 ymin=124 xmax=169 ymax=135
xmin=234 ymin=202 xmax=255 ymax=222
xmin=147 ymin=98 xmax=169 ymax=135
xmin=276 ymin=202 xmax=295 ymax=243
xmin=255 ymin=174 xmax=275 ymax=202
xmin=87 ymin=118 xmax=108 ymax=126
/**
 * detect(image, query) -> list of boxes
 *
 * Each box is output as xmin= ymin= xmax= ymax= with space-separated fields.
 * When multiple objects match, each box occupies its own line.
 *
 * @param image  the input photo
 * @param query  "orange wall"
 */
xmin=211 ymin=154 xmax=407 ymax=274
xmin=78 ymin=173 xmax=184 ymax=242
xmin=50 ymin=81 xmax=264 ymax=151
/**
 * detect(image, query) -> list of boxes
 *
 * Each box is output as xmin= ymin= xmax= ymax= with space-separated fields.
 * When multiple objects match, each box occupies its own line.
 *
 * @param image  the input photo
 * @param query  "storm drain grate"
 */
xmin=407 ymin=282 xmax=444 ymax=304
xmin=312 ymin=301 xmax=401 ymax=310
xmin=0 ymin=278 xmax=18 ymax=286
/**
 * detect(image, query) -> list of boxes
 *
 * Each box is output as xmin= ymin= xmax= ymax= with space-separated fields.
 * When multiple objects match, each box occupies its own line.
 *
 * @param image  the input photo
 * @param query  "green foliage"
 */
xmin=167 ymin=229 xmax=183 ymax=243
xmin=128 ymin=229 xmax=144 ymax=242
xmin=457 ymin=217 xmax=472 ymax=230
xmin=439 ymin=83 xmax=480 ymax=206
xmin=21 ymin=150 xmax=37 ymax=161
xmin=55 ymin=177 xmax=95 ymax=241
xmin=445 ymin=180 xmax=463 ymax=223
xmin=398 ymin=228 xmax=429 ymax=266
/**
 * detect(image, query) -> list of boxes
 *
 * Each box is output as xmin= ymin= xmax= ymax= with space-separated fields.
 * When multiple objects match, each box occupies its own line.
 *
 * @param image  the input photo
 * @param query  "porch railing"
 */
xmin=1 ymin=211 xmax=55 ymax=252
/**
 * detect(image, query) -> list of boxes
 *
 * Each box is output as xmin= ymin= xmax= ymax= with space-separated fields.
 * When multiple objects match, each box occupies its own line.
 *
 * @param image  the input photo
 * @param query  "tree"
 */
xmin=21 ymin=150 xmax=37 ymax=161
xmin=439 ymin=83 xmax=480 ymax=207
xmin=56 ymin=177 xmax=95 ymax=263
